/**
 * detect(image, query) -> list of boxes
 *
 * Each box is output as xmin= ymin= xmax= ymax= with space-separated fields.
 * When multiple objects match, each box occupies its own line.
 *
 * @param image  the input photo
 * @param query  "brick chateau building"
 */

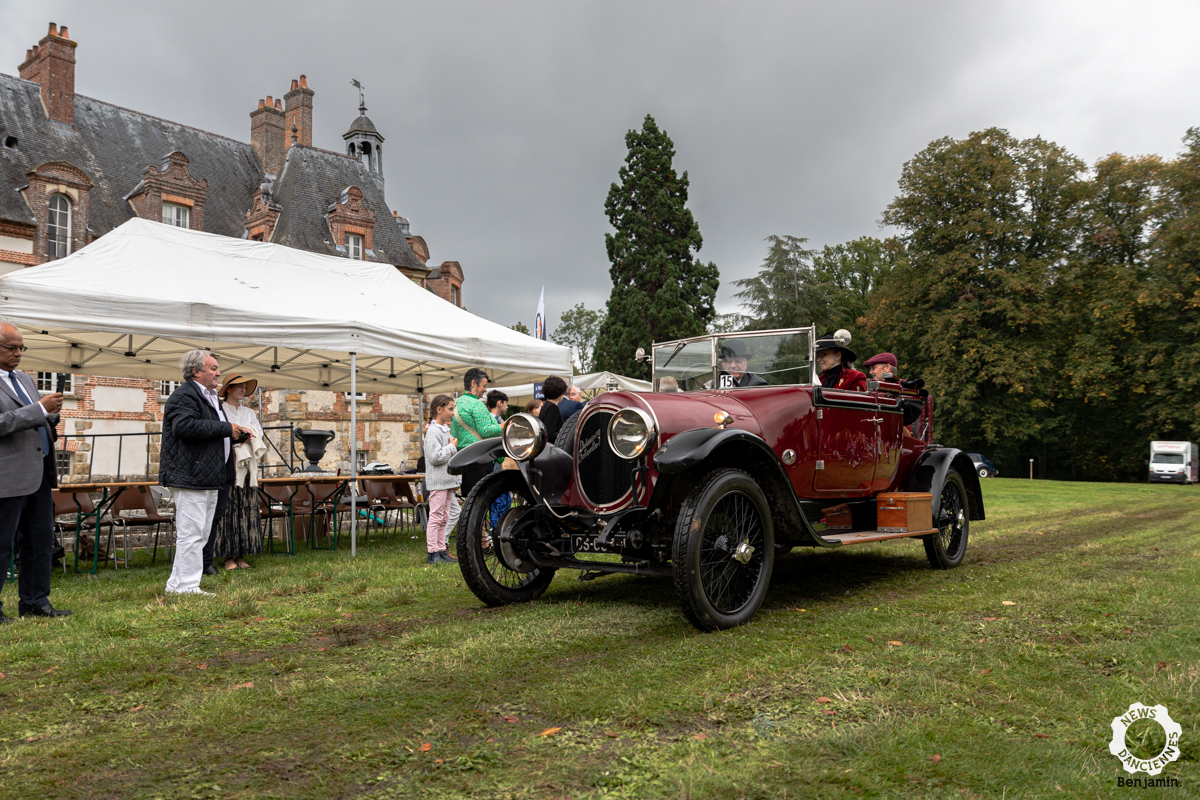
xmin=0 ymin=22 xmax=467 ymax=478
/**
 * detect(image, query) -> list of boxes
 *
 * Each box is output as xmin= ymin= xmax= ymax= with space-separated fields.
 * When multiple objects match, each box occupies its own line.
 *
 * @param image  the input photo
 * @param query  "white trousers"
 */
xmin=165 ymin=487 xmax=218 ymax=593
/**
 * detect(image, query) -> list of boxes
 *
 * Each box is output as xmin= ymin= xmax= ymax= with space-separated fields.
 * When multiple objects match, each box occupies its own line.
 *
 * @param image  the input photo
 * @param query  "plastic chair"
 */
xmin=362 ymin=480 xmax=414 ymax=541
xmin=110 ymin=485 xmax=175 ymax=564
xmin=303 ymin=483 xmax=344 ymax=550
xmin=55 ymin=490 xmax=112 ymax=574
xmin=261 ymin=484 xmax=297 ymax=555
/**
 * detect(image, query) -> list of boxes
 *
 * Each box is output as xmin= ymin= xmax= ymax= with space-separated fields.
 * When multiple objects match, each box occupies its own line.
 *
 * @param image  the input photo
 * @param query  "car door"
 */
xmin=813 ymin=387 xmax=878 ymax=494
xmin=870 ymin=386 xmax=904 ymax=492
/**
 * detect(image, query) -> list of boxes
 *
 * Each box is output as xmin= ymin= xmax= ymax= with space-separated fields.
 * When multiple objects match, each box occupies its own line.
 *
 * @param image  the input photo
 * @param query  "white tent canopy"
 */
xmin=0 ymin=218 xmax=572 ymax=395
xmin=488 ymin=370 xmax=652 ymax=405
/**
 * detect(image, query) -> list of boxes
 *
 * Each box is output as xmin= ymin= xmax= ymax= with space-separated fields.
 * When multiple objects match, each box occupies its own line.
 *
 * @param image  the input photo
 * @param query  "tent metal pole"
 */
xmin=350 ymin=351 xmax=357 ymax=558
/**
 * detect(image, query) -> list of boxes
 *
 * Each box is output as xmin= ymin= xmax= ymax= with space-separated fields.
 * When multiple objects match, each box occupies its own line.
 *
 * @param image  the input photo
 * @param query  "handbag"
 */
xmin=75 ymin=532 xmax=108 ymax=564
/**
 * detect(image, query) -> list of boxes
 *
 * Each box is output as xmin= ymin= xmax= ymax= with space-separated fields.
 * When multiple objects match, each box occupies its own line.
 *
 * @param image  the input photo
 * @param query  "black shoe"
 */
xmin=19 ymin=604 xmax=72 ymax=618
xmin=202 ymin=565 xmax=219 ymax=576
xmin=437 ymin=550 xmax=458 ymax=563
xmin=0 ymin=611 xmax=13 ymax=625
xmin=426 ymin=553 xmax=439 ymax=565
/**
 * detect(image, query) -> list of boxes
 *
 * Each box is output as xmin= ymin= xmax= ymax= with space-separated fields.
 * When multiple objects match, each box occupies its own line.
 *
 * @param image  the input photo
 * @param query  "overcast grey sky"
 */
xmin=2 ymin=1 xmax=1197 ymax=334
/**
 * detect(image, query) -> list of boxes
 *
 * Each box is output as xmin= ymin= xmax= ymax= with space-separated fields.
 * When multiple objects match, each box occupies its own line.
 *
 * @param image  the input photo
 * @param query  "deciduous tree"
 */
xmin=551 ymin=303 xmax=605 ymax=373
xmin=875 ymin=128 xmax=1089 ymax=471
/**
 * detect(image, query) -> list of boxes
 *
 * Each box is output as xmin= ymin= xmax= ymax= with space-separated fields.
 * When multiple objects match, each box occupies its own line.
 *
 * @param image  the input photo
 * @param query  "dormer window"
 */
xmin=451 ymin=285 xmax=460 ymax=306
xmin=163 ymin=201 xmax=190 ymax=228
xmin=347 ymin=233 xmax=363 ymax=260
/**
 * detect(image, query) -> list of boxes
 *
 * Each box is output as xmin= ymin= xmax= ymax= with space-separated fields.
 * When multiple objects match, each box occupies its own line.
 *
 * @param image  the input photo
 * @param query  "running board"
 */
xmin=821 ymin=528 xmax=936 ymax=546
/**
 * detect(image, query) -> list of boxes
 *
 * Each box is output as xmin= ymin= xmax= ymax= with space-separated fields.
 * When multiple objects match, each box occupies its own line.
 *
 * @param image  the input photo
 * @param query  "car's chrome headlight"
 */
xmin=502 ymin=413 xmax=547 ymax=462
xmin=607 ymin=407 xmax=657 ymax=460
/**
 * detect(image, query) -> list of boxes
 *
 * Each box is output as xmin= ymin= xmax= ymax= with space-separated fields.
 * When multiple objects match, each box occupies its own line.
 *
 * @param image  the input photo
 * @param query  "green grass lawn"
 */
xmin=1 ymin=479 xmax=1196 ymax=799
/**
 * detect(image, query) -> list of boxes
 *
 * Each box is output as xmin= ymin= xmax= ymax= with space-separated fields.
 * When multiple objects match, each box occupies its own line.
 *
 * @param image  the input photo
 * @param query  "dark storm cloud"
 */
xmin=3 ymin=1 xmax=1197 ymax=335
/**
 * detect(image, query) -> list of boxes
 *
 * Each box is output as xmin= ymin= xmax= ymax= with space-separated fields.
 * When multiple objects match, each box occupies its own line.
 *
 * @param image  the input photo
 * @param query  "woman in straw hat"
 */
xmin=210 ymin=374 xmax=266 ymax=570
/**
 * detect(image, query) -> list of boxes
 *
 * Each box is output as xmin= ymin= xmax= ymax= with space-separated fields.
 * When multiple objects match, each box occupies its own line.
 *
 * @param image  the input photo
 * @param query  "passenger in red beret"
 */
xmin=863 ymin=352 xmax=899 ymax=382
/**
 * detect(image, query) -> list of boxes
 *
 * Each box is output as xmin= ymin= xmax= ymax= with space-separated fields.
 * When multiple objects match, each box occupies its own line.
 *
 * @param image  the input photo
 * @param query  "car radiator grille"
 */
xmin=576 ymin=411 xmax=635 ymax=506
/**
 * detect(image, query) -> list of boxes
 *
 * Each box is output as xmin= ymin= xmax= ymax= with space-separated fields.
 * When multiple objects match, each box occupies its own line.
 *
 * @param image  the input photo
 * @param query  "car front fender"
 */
xmin=654 ymin=428 xmax=767 ymax=474
xmin=448 ymin=438 xmax=505 ymax=476
xmin=904 ymin=448 xmax=986 ymax=521
xmin=519 ymin=444 xmax=574 ymax=505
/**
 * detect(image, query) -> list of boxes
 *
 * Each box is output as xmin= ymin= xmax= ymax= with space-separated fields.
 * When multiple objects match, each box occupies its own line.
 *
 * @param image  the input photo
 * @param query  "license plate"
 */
xmin=571 ymin=532 xmax=626 ymax=554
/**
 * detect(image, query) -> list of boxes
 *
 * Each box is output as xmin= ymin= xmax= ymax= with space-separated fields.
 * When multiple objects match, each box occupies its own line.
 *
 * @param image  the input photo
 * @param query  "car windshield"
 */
xmin=653 ymin=330 xmax=814 ymax=392
xmin=1152 ymin=453 xmax=1184 ymax=464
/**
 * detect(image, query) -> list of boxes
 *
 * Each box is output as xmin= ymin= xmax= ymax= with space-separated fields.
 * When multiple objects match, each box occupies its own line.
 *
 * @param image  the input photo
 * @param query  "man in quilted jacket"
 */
xmin=159 ymin=350 xmax=254 ymax=596
xmin=450 ymin=367 xmax=502 ymax=499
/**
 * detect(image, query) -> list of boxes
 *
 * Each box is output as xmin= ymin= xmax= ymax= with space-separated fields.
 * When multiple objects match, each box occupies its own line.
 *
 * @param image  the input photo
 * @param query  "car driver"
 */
xmin=718 ymin=340 xmax=768 ymax=388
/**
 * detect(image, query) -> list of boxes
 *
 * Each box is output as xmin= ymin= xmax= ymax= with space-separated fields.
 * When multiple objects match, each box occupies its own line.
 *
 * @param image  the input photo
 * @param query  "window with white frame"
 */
xmin=451 ymin=285 xmax=460 ymax=307
xmin=344 ymin=391 xmax=368 ymax=401
xmin=47 ymin=193 xmax=71 ymax=259
xmin=160 ymin=380 xmax=182 ymax=398
xmin=36 ymin=372 xmax=74 ymax=395
xmin=346 ymin=233 xmax=363 ymax=260
xmin=162 ymin=202 xmax=190 ymax=228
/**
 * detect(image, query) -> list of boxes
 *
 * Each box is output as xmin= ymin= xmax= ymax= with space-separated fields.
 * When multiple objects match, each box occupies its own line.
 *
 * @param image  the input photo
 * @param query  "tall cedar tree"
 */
xmin=733 ymin=235 xmax=830 ymax=331
xmin=594 ymin=116 xmax=719 ymax=379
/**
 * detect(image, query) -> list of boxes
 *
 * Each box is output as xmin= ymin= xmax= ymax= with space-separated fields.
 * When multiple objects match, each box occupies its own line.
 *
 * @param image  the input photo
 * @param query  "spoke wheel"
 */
xmin=457 ymin=471 xmax=556 ymax=606
xmin=673 ymin=468 xmax=774 ymax=631
xmin=923 ymin=469 xmax=969 ymax=569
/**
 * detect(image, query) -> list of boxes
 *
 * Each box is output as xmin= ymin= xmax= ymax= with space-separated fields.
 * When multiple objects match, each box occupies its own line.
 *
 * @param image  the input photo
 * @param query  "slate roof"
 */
xmin=270 ymin=144 xmax=425 ymax=270
xmin=0 ymin=73 xmax=261 ymax=237
xmin=344 ymin=113 xmax=380 ymax=137
xmin=0 ymin=72 xmax=426 ymax=272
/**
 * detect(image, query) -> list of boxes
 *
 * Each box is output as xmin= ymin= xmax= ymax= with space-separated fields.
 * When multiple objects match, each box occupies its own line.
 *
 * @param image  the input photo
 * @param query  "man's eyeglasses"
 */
xmin=0 ymin=343 xmax=28 ymax=353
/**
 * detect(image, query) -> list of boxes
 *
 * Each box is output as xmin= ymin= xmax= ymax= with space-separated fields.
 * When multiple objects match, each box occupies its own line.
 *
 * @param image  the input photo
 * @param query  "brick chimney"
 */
xmin=18 ymin=22 xmax=78 ymax=125
xmin=284 ymin=75 xmax=314 ymax=148
xmin=250 ymin=96 xmax=286 ymax=177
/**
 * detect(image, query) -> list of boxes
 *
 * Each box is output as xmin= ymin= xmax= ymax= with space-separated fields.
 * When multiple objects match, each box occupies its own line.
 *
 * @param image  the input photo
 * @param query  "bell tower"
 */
xmin=343 ymin=80 xmax=384 ymax=187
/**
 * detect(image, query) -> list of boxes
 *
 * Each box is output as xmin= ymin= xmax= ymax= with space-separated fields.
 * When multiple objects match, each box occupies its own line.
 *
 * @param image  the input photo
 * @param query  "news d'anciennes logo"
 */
xmin=1109 ymin=703 xmax=1182 ymax=778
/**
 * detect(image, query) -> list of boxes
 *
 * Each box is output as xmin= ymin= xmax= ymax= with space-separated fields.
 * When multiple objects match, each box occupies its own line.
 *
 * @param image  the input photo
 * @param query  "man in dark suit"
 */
xmin=557 ymin=385 xmax=585 ymax=422
xmin=160 ymin=350 xmax=253 ymax=596
xmin=0 ymin=322 xmax=70 ymax=622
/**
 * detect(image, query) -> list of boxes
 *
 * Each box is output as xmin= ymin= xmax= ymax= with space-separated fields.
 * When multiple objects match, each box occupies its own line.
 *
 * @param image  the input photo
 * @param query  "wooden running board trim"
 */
xmin=821 ymin=528 xmax=936 ymax=545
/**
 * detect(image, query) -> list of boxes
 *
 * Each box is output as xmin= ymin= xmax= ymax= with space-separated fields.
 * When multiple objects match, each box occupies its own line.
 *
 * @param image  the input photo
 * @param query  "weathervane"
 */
xmin=350 ymin=79 xmax=366 ymax=114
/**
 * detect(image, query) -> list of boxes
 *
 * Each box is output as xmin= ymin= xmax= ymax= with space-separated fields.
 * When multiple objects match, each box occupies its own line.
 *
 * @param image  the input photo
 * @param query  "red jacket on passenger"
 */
xmin=819 ymin=366 xmax=868 ymax=392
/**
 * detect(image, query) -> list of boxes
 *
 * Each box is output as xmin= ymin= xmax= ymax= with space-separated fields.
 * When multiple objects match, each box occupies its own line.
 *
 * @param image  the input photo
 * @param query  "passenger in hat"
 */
xmin=718 ymin=339 xmax=768 ymax=388
xmin=815 ymin=334 xmax=867 ymax=392
xmin=863 ymin=352 xmax=899 ymax=382
xmin=209 ymin=374 xmax=265 ymax=571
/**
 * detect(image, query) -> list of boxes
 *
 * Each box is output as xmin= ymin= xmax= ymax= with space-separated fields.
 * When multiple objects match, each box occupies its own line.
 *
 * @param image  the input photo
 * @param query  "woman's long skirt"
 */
xmin=211 ymin=484 xmax=263 ymax=560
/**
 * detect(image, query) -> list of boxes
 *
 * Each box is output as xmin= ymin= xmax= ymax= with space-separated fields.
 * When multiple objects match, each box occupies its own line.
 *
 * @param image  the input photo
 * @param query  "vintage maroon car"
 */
xmin=448 ymin=327 xmax=985 ymax=631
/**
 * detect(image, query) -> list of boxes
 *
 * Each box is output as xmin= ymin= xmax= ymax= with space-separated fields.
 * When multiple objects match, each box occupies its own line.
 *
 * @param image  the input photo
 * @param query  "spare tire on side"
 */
xmin=555 ymin=408 xmax=580 ymax=452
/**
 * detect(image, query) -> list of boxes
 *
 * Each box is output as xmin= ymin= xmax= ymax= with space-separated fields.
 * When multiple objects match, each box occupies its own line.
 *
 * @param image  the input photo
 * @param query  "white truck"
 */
xmin=1149 ymin=441 xmax=1198 ymax=484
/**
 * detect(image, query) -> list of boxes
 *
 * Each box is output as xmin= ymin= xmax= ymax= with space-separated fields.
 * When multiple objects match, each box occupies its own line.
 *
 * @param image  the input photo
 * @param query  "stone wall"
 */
xmin=260 ymin=388 xmax=422 ymax=474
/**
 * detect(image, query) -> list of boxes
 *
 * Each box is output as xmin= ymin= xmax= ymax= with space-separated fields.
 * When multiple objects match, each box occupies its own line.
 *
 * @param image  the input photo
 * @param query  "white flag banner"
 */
xmin=534 ymin=287 xmax=546 ymax=340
